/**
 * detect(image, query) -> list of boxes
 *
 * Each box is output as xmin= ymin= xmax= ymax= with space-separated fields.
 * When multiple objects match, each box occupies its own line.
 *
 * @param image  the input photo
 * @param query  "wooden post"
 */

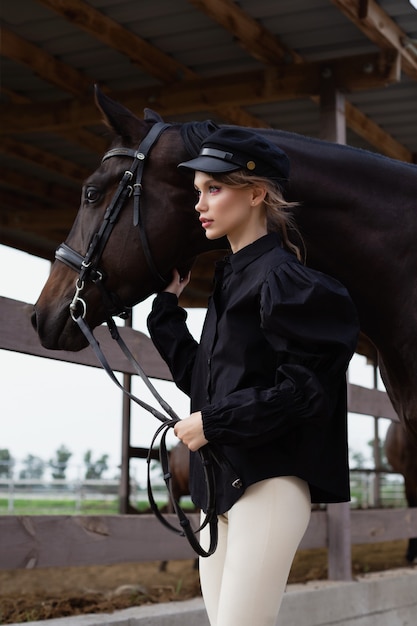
xmin=319 ymin=73 xmax=346 ymax=144
xmin=372 ymin=363 xmax=382 ymax=507
xmin=119 ymin=313 xmax=136 ymax=514
xmin=320 ymin=75 xmax=352 ymax=581
xmin=327 ymin=502 xmax=352 ymax=580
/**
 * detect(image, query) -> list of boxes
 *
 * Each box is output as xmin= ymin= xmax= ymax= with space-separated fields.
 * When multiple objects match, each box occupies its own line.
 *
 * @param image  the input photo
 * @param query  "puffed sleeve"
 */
xmin=261 ymin=261 xmax=359 ymax=377
xmin=147 ymin=292 xmax=198 ymax=396
xmin=201 ymin=260 xmax=359 ymax=447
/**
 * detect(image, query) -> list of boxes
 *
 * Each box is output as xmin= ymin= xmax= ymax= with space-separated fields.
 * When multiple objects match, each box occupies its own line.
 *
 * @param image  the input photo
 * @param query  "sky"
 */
xmin=0 ymin=244 xmax=390 ymax=484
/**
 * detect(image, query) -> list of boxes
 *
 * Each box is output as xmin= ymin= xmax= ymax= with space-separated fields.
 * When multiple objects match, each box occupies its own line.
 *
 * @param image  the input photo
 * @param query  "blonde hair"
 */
xmin=211 ymin=170 xmax=305 ymax=262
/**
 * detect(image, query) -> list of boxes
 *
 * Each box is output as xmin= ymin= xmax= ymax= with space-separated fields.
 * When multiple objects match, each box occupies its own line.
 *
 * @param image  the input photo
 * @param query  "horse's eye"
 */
xmin=85 ymin=186 xmax=101 ymax=204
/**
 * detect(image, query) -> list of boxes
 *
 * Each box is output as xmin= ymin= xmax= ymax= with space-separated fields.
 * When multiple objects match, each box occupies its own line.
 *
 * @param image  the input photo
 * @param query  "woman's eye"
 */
xmin=209 ymin=185 xmax=220 ymax=193
xmin=85 ymin=187 xmax=101 ymax=204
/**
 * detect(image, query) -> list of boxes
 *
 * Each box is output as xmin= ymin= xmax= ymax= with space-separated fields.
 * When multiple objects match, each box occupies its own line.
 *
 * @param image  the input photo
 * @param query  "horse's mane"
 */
xmin=260 ymin=127 xmax=417 ymax=173
xmin=180 ymin=120 xmax=416 ymax=174
xmin=180 ymin=120 xmax=220 ymax=157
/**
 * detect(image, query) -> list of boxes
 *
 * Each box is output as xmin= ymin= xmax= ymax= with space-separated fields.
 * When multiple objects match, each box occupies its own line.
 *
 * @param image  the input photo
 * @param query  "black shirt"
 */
xmin=147 ymin=233 xmax=359 ymax=513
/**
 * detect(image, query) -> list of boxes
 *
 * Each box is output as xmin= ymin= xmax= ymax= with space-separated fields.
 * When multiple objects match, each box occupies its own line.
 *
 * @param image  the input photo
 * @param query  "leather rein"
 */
xmin=54 ymin=122 xmax=223 ymax=557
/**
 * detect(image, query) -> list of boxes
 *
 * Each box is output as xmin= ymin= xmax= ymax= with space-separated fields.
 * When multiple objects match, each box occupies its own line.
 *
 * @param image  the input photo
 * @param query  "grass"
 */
xmin=0 ymin=497 xmax=196 ymax=516
xmin=0 ymin=498 xmax=162 ymax=515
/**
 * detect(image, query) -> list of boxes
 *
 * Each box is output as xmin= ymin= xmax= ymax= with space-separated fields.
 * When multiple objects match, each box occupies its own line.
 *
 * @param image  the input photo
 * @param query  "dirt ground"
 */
xmin=0 ymin=540 xmax=413 ymax=624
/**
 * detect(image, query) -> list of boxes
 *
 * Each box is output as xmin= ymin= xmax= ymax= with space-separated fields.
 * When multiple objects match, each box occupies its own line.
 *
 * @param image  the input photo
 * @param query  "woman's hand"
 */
xmin=163 ymin=269 xmax=191 ymax=298
xmin=174 ymin=411 xmax=208 ymax=452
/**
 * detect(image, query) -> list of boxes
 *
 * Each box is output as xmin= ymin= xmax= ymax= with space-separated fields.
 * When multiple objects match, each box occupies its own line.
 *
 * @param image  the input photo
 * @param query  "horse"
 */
xmin=384 ymin=421 xmax=417 ymax=563
xmin=32 ymin=87 xmax=417 ymax=446
xmin=168 ymin=441 xmax=191 ymax=505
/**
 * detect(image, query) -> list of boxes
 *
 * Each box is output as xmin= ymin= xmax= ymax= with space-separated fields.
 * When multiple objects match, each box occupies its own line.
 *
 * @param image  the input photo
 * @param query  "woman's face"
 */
xmin=194 ymin=171 xmax=267 ymax=252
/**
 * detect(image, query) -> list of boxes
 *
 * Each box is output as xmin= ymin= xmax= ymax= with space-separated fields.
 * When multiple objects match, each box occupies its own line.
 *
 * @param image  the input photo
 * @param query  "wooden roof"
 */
xmin=1 ymin=0 xmax=416 ymax=315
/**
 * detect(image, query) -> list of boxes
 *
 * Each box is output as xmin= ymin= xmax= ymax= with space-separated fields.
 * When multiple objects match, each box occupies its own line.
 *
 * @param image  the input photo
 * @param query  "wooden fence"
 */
xmin=1 ymin=296 xmax=415 ymax=579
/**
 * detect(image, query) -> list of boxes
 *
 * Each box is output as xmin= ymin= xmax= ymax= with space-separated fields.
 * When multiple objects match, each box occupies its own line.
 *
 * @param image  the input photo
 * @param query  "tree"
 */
xmin=0 ymin=449 xmax=14 ymax=478
xmin=19 ymin=454 xmax=45 ymax=479
xmin=83 ymin=450 xmax=109 ymax=479
xmin=349 ymin=449 xmax=366 ymax=469
xmin=367 ymin=437 xmax=389 ymax=470
xmin=49 ymin=445 xmax=72 ymax=479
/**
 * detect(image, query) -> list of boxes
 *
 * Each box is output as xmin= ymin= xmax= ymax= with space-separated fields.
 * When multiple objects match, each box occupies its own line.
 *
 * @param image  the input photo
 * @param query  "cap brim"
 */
xmin=178 ymin=156 xmax=240 ymax=174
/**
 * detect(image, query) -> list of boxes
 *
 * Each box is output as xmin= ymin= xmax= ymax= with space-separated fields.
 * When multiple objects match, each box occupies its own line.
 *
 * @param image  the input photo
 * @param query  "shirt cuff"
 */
xmin=201 ymin=405 xmax=221 ymax=442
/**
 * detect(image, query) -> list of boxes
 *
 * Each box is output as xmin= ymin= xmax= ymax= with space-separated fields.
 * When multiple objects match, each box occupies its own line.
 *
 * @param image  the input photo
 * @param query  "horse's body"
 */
xmin=32 ymin=88 xmax=417 ymax=442
xmin=385 ymin=421 xmax=417 ymax=562
xmin=168 ymin=441 xmax=190 ymax=504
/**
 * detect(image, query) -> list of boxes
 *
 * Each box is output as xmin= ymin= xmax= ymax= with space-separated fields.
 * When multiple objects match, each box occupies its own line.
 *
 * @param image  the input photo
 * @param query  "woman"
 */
xmin=147 ymin=128 xmax=359 ymax=626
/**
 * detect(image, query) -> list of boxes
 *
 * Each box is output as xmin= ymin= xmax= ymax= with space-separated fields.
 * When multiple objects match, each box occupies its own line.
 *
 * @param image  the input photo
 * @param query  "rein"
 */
xmin=55 ymin=122 xmax=222 ymax=558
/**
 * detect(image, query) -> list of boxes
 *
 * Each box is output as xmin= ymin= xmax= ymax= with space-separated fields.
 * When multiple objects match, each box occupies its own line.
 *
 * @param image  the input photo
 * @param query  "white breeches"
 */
xmin=199 ymin=476 xmax=311 ymax=626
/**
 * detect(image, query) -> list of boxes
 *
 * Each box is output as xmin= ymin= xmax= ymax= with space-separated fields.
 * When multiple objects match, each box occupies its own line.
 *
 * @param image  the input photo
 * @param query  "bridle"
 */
xmin=54 ymin=122 xmax=240 ymax=558
xmin=56 ymin=122 xmax=170 ymax=314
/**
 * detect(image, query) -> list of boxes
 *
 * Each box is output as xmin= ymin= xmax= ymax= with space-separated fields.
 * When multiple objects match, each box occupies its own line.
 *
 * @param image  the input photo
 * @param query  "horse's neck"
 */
xmin=262 ymin=128 xmax=417 ymax=208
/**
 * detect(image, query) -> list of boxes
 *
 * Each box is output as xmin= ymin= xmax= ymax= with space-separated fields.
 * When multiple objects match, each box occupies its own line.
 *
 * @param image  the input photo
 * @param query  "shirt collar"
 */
xmin=227 ymin=233 xmax=282 ymax=273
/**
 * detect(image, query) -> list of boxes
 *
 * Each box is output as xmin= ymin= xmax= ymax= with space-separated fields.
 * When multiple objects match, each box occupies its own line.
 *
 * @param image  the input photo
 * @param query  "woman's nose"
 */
xmin=195 ymin=194 xmax=206 ymax=212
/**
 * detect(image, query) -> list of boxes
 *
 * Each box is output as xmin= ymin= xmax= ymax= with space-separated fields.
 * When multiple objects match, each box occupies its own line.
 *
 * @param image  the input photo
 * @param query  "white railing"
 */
xmin=0 ymin=472 xmax=406 ymax=514
xmin=0 ymin=477 xmax=144 ymax=513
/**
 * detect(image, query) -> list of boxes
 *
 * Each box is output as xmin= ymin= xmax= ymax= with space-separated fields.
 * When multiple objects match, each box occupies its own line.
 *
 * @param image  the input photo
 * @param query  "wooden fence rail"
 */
xmin=1 ymin=508 xmax=416 ymax=570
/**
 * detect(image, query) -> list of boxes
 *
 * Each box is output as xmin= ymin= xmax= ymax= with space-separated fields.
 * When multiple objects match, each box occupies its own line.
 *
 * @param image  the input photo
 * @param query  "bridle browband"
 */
xmin=55 ymin=122 xmax=241 ymax=558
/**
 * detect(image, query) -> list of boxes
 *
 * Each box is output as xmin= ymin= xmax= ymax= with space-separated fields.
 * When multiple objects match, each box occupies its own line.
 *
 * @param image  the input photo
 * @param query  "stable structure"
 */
xmin=1 ymin=0 xmax=417 ymax=585
xmin=1 ymin=0 xmax=416 ymax=274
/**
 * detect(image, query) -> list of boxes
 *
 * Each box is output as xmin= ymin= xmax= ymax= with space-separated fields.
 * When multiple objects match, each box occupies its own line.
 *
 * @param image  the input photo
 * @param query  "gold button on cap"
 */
xmin=246 ymin=160 xmax=256 ymax=170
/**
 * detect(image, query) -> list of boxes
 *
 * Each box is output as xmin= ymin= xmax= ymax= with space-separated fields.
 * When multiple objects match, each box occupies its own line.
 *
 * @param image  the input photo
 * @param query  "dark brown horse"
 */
xmin=32 ymin=88 xmax=417 ymax=445
xmin=168 ymin=441 xmax=191 ymax=504
xmin=385 ymin=421 xmax=417 ymax=563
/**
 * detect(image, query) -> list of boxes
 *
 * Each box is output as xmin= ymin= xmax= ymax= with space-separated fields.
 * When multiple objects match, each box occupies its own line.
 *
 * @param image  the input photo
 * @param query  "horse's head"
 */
xmin=32 ymin=88 xmax=209 ymax=351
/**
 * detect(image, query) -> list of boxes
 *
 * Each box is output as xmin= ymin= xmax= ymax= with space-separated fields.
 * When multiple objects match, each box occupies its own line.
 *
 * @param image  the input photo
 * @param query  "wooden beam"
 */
xmin=348 ymin=383 xmax=398 ymax=421
xmin=0 ymin=52 xmax=401 ymax=134
xmin=350 ymin=507 xmax=417 ymax=544
xmin=189 ymin=0 xmax=412 ymax=160
xmin=332 ymin=0 xmax=417 ymax=81
xmin=0 ymin=137 xmax=90 ymax=182
xmin=188 ymin=0 xmax=300 ymax=65
xmin=344 ymin=100 xmax=413 ymax=162
xmin=0 ymin=76 xmax=106 ymax=156
xmin=0 ymin=514 xmax=198 ymax=569
xmin=36 ymin=0 xmax=265 ymax=128
xmin=0 ymin=166 xmax=78 ymax=206
xmin=0 ymin=28 xmax=108 ymax=155
xmin=0 ymin=190 xmax=77 ymax=243
xmin=1 ymin=508 xmax=416 ymax=569
xmin=37 ymin=0 xmax=196 ymax=84
xmin=0 ymin=296 xmax=172 ymax=380
xmin=1 ymin=27 xmax=92 ymax=96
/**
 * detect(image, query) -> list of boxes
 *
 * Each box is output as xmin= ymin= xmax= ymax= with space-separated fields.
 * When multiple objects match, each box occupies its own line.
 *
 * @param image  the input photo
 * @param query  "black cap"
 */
xmin=178 ymin=127 xmax=290 ymax=190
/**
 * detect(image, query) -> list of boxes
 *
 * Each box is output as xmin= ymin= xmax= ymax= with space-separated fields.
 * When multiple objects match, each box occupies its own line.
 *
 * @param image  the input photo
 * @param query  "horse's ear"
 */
xmin=144 ymin=108 xmax=164 ymax=123
xmin=94 ymin=84 xmax=141 ymax=141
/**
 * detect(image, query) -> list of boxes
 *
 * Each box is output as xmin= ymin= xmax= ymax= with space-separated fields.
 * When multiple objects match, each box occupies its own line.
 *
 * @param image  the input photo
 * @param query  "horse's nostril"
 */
xmin=31 ymin=309 xmax=38 ymax=331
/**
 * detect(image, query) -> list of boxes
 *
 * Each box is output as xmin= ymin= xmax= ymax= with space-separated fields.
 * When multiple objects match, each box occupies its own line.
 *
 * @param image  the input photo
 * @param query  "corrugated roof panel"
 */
xmin=246 ymin=100 xmax=320 ymax=135
xmin=0 ymin=59 xmax=65 ymax=103
xmin=241 ymin=0 xmax=376 ymax=59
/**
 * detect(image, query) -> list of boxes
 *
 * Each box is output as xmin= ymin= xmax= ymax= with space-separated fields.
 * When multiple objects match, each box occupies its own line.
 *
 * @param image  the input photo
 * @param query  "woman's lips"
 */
xmin=200 ymin=218 xmax=213 ymax=229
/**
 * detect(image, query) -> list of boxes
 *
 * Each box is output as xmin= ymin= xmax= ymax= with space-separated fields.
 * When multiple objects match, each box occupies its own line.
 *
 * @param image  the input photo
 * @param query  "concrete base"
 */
xmin=12 ymin=568 xmax=417 ymax=626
